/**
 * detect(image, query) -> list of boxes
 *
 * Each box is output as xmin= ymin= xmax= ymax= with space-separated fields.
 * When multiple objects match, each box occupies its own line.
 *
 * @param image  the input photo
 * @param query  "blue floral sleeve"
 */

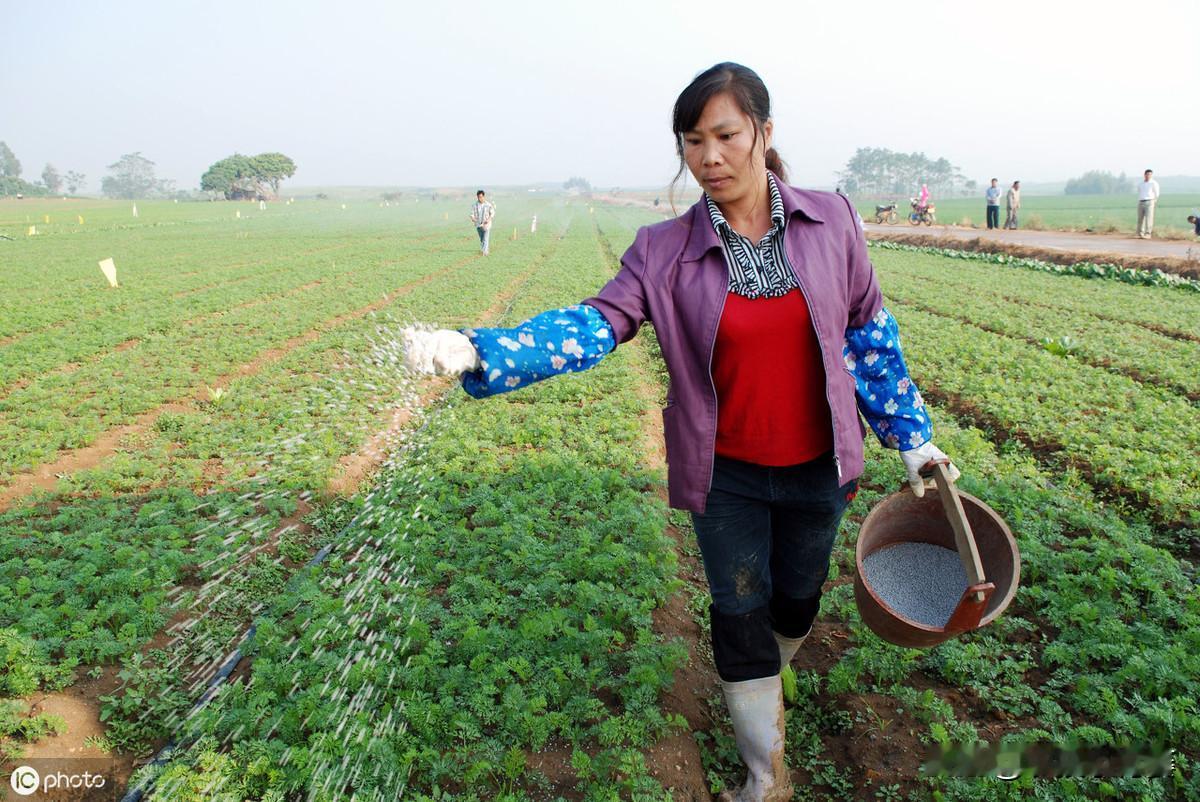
xmin=460 ymin=304 xmax=616 ymax=398
xmin=843 ymin=307 xmax=932 ymax=450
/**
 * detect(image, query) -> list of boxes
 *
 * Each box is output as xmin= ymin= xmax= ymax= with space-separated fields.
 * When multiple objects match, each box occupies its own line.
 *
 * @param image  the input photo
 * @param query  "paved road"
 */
xmin=864 ymin=222 xmax=1200 ymax=260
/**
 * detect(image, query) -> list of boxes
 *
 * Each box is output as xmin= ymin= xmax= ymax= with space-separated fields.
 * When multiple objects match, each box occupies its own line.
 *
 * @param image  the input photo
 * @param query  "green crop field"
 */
xmin=0 ymin=197 xmax=1197 ymax=800
xmin=855 ymin=193 xmax=1200 ymax=237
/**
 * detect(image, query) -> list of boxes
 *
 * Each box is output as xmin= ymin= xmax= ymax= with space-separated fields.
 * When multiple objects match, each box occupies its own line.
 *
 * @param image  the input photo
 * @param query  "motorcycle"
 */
xmin=874 ymin=203 xmax=899 ymax=225
xmin=909 ymin=198 xmax=936 ymax=226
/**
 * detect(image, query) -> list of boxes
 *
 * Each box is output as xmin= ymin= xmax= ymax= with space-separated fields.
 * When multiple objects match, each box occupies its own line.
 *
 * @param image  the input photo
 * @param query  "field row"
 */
xmin=877 ymin=256 xmax=1200 ymax=399
xmin=124 ymin=210 xmax=692 ymax=799
xmin=0 ymin=203 xmax=573 ymax=771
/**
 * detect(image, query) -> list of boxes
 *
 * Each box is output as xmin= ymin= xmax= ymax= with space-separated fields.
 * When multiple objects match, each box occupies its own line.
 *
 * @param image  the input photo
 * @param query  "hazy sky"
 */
xmin=3 ymin=0 xmax=1197 ymax=192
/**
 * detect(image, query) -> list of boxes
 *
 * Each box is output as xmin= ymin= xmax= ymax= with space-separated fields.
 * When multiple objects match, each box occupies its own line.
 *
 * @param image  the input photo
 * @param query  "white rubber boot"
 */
xmin=718 ymin=675 xmax=793 ymax=802
xmin=774 ymin=622 xmax=813 ymax=668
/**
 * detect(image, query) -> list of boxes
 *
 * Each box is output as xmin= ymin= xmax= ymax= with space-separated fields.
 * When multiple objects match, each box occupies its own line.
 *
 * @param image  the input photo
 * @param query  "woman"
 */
xmin=404 ymin=63 xmax=959 ymax=802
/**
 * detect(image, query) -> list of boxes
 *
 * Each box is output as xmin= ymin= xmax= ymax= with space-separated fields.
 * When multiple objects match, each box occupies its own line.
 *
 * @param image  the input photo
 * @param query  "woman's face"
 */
xmin=682 ymin=92 xmax=772 ymax=208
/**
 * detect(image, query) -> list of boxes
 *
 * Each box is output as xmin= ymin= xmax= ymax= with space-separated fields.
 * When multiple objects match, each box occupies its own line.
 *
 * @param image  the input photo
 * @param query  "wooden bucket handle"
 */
xmin=920 ymin=459 xmax=989 ymax=604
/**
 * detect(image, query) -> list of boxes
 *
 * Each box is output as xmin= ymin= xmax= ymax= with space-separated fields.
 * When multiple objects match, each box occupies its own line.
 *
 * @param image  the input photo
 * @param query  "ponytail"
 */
xmin=764 ymin=147 xmax=788 ymax=184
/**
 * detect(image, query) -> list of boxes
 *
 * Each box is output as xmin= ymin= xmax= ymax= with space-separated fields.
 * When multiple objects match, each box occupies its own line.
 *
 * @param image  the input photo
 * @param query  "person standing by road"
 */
xmin=470 ymin=190 xmax=496 ymax=255
xmin=985 ymin=178 xmax=1001 ymax=229
xmin=1004 ymin=180 xmax=1021 ymax=229
xmin=403 ymin=63 xmax=960 ymax=801
xmin=1136 ymin=169 xmax=1160 ymax=239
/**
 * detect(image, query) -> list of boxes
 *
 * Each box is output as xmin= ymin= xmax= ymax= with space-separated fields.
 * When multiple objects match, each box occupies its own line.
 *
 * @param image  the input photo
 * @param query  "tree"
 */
xmin=563 ymin=176 xmax=592 ymax=193
xmin=65 ymin=171 xmax=86 ymax=194
xmin=41 ymin=164 xmax=62 ymax=195
xmin=0 ymin=142 xmax=21 ymax=179
xmin=200 ymin=152 xmax=296 ymax=199
xmin=102 ymin=152 xmax=167 ymax=199
xmin=251 ymin=152 xmax=296 ymax=198
xmin=200 ymin=154 xmax=258 ymax=199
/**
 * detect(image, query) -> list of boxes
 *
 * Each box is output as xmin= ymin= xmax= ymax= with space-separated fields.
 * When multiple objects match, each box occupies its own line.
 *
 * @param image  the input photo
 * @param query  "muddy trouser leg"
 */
xmin=691 ymin=453 xmax=856 ymax=801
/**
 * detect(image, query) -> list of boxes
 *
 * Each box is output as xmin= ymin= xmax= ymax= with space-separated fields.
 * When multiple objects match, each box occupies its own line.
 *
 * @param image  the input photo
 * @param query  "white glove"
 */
xmin=400 ymin=327 xmax=480 ymax=375
xmin=899 ymin=441 xmax=961 ymax=498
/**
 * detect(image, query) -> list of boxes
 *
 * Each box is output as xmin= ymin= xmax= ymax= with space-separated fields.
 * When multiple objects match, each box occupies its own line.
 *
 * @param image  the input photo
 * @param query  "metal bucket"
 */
xmin=854 ymin=464 xmax=1021 ymax=648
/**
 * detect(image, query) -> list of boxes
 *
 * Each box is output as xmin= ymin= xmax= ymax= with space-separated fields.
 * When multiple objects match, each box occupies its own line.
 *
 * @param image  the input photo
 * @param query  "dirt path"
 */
xmin=864 ymin=221 xmax=1200 ymax=261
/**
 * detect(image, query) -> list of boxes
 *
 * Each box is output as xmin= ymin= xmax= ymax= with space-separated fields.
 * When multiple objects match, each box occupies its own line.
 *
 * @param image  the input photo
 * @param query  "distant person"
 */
xmin=1188 ymin=214 xmax=1199 ymax=237
xmin=985 ymin=178 xmax=1001 ymax=229
xmin=1136 ymin=169 xmax=1160 ymax=239
xmin=1004 ymin=180 xmax=1021 ymax=229
xmin=918 ymin=183 xmax=930 ymax=209
xmin=470 ymin=190 xmax=496 ymax=255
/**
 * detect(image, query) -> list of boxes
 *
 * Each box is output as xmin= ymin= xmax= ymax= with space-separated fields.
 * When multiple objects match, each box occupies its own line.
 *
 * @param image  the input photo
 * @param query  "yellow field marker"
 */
xmin=98 ymin=258 xmax=118 ymax=287
xmin=27 ymin=225 xmax=36 ymax=236
xmin=43 ymin=214 xmax=50 ymax=224
xmin=78 ymin=215 xmax=84 ymax=224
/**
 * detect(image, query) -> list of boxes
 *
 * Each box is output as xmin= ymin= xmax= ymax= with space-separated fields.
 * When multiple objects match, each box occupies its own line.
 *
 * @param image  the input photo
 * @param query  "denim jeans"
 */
xmin=476 ymin=225 xmax=490 ymax=254
xmin=986 ymin=205 xmax=999 ymax=229
xmin=691 ymin=451 xmax=858 ymax=681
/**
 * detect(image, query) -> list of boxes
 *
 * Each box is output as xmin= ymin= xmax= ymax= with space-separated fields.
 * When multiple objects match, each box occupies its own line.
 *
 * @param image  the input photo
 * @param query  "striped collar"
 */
xmin=704 ymin=172 xmax=787 ymax=240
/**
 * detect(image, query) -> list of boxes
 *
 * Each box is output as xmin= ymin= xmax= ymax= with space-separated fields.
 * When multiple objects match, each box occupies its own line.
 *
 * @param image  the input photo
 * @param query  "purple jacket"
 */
xmin=583 ymin=180 xmax=882 ymax=513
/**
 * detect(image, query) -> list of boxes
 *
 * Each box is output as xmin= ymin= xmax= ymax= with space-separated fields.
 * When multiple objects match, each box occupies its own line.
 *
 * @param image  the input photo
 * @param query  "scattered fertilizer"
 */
xmin=862 ymin=541 xmax=969 ymax=628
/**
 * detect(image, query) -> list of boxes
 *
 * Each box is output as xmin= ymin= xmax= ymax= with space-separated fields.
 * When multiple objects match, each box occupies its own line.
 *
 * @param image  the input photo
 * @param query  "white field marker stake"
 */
xmin=132 ymin=203 xmax=138 ymax=218
xmin=236 ymin=209 xmax=242 ymax=219
xmin=531 ymin=215 xmax=537 ymax=233
xmin=28 ymin=225 xmax=36 ymax=236
xmin=259 ymin=200 xmax=266 ymax=211
xmin=98 ymin=258 xmax=119 ymax=287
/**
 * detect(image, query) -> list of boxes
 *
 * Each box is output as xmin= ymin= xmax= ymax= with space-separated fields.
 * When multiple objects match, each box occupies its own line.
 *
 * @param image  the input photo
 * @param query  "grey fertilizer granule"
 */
xmin=862 ymin=541 xmax=970 ymax=628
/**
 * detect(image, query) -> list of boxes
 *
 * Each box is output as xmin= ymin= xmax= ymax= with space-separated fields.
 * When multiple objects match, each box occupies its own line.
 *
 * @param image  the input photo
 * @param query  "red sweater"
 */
xmin=712 ymin=289 xmax=833 ymax=465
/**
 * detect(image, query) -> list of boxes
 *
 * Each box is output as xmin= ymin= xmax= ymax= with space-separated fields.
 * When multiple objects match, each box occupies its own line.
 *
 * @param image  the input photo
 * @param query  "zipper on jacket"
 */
xmin=787 ymin=261 xmax=842 ymax=475
xmin=704 ymin=289 xmax=730 ymax=497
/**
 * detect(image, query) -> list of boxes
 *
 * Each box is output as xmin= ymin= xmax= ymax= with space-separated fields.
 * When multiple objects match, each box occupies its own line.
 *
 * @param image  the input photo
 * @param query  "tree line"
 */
xmin=0 ymin=140 xmax=298 ymax=200
xmin=0 ymin=141 xmax=85 ymax=197
xmin=837 ymin=147 xmax=965 ymax=197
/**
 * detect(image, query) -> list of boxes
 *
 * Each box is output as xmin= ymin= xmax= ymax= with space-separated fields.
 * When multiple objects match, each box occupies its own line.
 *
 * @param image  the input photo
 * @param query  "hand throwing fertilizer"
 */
xmin=855 ymin=461 xmax=1021 ymax=647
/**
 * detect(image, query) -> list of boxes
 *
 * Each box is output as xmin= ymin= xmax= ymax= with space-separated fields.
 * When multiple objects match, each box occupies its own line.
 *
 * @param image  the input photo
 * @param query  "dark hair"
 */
xmin=991 ymin=177 xmax=998 ymax=182
xmin=670 ymin=62 xmax=786 ymax=207
xmin=1144 ymin=169 xmax=1153 ymax=174
xmin=476 ymin=190 xmax=485 ymax=196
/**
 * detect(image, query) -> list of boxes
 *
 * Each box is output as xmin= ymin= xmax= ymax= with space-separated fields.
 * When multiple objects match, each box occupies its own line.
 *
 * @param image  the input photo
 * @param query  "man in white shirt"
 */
xmin=470 ymin=190 xmax=496 ymax=255
xmin=1136 ymin=169 xmax=1161 ymax=239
